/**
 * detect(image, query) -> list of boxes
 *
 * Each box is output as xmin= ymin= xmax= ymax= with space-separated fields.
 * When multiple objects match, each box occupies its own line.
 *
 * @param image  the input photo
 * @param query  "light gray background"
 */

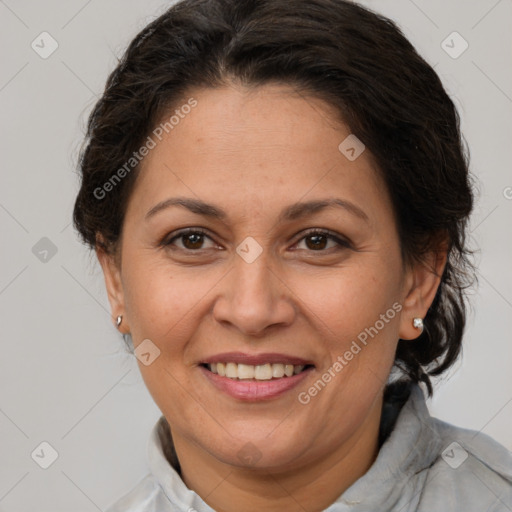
xmin=0 ymin=0 xmax=511 ymax=510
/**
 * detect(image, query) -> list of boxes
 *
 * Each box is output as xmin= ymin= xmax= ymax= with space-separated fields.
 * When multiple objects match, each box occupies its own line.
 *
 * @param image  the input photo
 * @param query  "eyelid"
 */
xmin=162 ymin=227 xmax=217 ymax=248
xmin=161 ymin=227 xmax=352 ymax=251
xmin=292 ymin=228 xmax=352 ymax=250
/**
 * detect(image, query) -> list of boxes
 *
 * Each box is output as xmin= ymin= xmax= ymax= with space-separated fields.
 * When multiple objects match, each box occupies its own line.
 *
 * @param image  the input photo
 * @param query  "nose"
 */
xmin=212 ymin=250 xmax=296 ymax=337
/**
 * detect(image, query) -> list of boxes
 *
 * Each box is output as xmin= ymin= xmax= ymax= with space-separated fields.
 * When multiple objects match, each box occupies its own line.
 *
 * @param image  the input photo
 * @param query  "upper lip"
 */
xmin=201 ymin=352 xmax=314 ymax=366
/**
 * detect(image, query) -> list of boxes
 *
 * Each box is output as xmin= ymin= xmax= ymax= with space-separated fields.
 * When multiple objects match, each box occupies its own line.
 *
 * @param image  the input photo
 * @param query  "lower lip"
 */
xmin=199 ymin=365 xmax=313 ymax=401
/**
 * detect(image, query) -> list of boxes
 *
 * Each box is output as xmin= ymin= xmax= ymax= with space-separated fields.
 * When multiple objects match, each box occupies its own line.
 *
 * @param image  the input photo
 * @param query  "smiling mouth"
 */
xmin=202 ymin=362 xmax=314 ymax=380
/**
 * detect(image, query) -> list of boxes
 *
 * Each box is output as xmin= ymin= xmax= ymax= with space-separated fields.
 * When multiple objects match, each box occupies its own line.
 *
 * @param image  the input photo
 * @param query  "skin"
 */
xmin=98 ymin=83 xmax=446 ymax=512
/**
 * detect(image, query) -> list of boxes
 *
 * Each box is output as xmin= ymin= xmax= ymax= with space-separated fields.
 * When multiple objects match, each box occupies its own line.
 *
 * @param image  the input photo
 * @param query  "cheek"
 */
xmin=292 ymin=263 xmax=401 ymax=336
xmin=122 ymin=257 xmax=216 ymax=345
xmin=288 ymin=260 xmax=403 ymax=393
xmin=121 ymin=259 xmax=216 ymax=411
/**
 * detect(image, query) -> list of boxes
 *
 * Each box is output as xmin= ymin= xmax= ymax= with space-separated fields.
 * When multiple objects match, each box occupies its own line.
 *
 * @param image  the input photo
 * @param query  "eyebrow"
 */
xmin=145 ymin=197 xmax=369 ymax=223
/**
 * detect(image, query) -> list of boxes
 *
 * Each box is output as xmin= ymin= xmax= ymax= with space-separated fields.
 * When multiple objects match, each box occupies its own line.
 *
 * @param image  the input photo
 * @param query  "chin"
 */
xmin=204 ymin=425 xmax=310 ymax=471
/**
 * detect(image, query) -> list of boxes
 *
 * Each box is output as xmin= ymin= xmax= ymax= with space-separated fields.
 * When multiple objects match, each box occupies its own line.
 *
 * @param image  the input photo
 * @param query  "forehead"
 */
xmin=126 ymin=83 xmax=390 ymax=224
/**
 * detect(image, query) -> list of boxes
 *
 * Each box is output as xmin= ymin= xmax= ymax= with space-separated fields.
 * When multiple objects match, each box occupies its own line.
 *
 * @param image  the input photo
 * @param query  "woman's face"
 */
xmin=100 ymin=83 xmax=428 ymax=471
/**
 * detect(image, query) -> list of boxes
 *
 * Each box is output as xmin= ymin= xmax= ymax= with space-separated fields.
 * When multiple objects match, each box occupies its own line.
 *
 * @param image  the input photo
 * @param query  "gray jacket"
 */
xmin=106 ymin=384 xmax=512 ymax=511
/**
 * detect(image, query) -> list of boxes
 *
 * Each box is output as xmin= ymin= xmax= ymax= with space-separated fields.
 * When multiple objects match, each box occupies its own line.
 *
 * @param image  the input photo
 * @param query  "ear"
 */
xmin=399 ymin=246 xmax=448 ymax=340
xmin=96 ymin=243 xmax=130 ymax=334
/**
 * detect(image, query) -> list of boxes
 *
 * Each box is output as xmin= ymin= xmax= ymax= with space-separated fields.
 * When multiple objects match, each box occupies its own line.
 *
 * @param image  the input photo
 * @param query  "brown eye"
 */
xmin=295 ymin=230 xmax=351 ymax=252
xmin=181 ymin=232 xmax=205 ymax=249
xmin=305 ymin=233 xmax=328 ymax=250
xmin=164 ymin=229 xmax=216 ymax=251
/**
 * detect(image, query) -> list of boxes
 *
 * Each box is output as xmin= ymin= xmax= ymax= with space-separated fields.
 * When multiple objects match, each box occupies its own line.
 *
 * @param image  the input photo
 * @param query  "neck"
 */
xmin=171 ymin=395 xmax=383 ymax=512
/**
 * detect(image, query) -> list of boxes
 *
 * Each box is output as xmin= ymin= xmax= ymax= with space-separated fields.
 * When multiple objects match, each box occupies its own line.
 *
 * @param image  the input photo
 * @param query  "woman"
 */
xmin=72 ymin=0 xmax=512 ymax=510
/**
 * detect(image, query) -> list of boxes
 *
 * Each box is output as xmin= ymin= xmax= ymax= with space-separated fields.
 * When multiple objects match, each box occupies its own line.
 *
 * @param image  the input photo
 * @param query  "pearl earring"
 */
xmin=413 ymin=317 xmax=423 ymax=332
xmin=116 ymin=315 xmax=123 ymax=327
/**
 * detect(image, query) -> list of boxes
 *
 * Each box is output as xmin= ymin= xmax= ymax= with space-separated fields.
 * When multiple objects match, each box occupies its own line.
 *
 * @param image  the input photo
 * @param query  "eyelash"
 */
xmin=162 ymin=227 xmax=351 ymax=253
xmin=297 ymin=229 xmax=352 ymax=251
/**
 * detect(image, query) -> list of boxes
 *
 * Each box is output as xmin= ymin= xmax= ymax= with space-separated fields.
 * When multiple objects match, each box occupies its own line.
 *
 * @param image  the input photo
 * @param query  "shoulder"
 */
xmin=104 ymin=473 xmax=163 ymax=512
xmin=418 ymin=418 xmax=512 ymax=511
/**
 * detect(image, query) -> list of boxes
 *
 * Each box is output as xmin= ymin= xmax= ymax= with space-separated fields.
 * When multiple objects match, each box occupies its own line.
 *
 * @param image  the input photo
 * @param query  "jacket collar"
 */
xmin=147 ymin=382 xmax=442 ymax=511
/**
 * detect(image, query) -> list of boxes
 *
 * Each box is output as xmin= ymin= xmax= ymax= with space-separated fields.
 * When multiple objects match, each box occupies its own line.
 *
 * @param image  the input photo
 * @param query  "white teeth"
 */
xmin=237 ymin=364 xmax=255 ymax=379
xmin=293 ymin=365 xmax=305 ymax=375
xmin=206 ymin=362 xmax=308 ymax=380
xmin=225 ymin=362 xmax=238 ymax=378
xmin=254 ymin=363 xmax=272 ymax=380
xmin=272 ymin=363 xmax=285 ymax=378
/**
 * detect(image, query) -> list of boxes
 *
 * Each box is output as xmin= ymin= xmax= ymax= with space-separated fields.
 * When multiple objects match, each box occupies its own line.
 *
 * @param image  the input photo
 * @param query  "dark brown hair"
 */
xmin=73 ymin=0 xmax=475 ymax=395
